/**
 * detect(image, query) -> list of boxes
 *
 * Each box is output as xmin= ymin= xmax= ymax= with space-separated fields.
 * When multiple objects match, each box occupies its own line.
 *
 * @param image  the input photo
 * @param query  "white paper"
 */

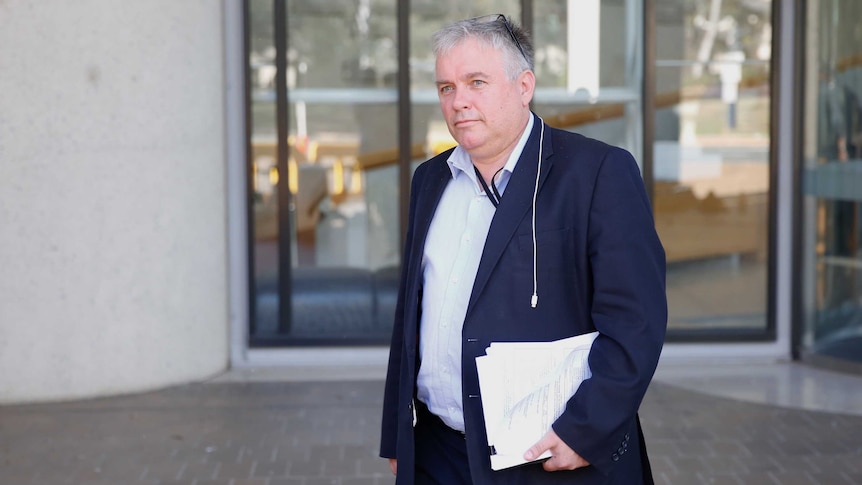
xmin=475 ymin=331 xmax=598 ymax=471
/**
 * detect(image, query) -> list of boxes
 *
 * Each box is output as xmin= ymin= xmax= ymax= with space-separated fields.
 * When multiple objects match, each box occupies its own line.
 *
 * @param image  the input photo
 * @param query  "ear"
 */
xmin=518 ymin=70 xmax=536 ymax=106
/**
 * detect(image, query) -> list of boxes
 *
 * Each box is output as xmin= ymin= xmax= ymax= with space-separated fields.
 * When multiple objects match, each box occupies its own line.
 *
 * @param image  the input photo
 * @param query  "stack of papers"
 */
xmin=475 ymin=331 xmax=598 ymax=470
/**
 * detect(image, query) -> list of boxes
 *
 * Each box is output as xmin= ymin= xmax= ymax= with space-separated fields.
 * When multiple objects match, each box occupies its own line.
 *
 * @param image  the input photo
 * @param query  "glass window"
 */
xmin=249 ymin=1 xmax=401 ymax=344
xmin=531 ymin=0 xmax=643 ymax=158
xmin=654 ymin=0 xmax=773 ymax=336
xmin=250 ymin=0 xmax=783 ymax=346
xmin=800 ymin=0 xmax=862 ymax=365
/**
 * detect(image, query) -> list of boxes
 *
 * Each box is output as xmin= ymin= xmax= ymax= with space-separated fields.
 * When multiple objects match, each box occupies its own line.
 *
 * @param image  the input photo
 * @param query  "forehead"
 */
xmin=435 ymin=38 xmax=506 ymax=79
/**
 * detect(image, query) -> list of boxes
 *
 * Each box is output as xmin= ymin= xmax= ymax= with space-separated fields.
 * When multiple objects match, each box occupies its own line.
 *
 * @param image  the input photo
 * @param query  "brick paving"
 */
xmin=1 ymin=379 xmax=861 ymax=484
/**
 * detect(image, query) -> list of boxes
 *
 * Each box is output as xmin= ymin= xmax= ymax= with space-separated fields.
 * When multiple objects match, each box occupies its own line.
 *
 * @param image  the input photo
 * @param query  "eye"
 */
xmin=439 ymin=85 xmax=453 ymax=94
xmin=471 ymin=80 xmax=486 ymax=87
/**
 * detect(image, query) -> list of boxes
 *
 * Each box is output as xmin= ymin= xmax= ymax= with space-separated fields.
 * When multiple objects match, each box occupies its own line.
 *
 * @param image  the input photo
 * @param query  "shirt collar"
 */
xmin=446 ymin=114 xmax=535 ymax=194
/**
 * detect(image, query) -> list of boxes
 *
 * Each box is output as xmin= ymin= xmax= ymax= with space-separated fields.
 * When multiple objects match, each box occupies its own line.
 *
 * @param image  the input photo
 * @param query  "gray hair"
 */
xmin=432 ymin=15 xmax=534 ymax=80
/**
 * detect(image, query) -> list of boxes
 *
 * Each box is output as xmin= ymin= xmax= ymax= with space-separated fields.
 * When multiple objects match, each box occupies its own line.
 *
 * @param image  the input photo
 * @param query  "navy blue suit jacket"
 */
xmin=380 ymin=115 xmax=667 ymax=484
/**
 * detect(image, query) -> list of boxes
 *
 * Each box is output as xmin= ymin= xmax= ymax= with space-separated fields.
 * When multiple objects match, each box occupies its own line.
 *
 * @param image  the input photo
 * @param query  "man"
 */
xmin=380 ymin=14 xmax=667 ymax=485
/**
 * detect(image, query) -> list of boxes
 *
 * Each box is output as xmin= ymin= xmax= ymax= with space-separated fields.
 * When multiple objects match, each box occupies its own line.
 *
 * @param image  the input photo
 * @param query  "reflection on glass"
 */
xmin=655 ymin=0 xmax=772 ymax=333
xmin=801 ymin=0 xmax=862 ymax=364
xmin=249 ymin=1 xmax=401 ymax=343
xmin=531 ymin=0 xmax=642 ymax=157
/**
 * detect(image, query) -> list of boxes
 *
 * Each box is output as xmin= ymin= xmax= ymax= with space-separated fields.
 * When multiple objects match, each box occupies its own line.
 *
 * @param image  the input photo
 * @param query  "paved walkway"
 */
xmin=1 ymin=370 xmax=861 ymax=484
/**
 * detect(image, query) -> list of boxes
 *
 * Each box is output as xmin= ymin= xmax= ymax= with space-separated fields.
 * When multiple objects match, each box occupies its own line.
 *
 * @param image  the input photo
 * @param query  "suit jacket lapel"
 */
xmin=467 ymin=116 xmax=555 ymax=315
xmin=410 ymin=156 xmax=452 ymax=268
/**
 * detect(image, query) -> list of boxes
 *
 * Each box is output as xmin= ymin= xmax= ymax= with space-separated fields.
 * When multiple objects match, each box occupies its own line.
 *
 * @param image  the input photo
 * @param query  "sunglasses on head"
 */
xmin=471 ymin=14 xmax=529 ymax=64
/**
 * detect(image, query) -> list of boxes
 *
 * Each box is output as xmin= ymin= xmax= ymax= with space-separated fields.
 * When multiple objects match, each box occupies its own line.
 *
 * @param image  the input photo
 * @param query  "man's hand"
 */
xmin=524 ymin=429 xmax=589 ymax=472
xmin=388 ymin=458 xmax=397 ymax=476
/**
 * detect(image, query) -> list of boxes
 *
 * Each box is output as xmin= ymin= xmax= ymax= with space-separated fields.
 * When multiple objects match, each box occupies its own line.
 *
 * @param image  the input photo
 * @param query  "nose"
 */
xmin=451 ymin=86 xmax=471 ymax=111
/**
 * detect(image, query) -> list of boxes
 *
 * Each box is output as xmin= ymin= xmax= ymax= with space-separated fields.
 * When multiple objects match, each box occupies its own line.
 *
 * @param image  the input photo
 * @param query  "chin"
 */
xmin=455 ymin=141 xmax=481 ymax=153
xmin=452 ymin=134 xmax=485 ymax=152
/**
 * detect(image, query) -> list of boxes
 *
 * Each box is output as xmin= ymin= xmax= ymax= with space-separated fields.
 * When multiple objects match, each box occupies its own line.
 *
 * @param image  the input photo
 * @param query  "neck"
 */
xmin=471 ymin=113 xmax=531 ymax=184
xmin=473 ymin=157 xmax=508 ymax=186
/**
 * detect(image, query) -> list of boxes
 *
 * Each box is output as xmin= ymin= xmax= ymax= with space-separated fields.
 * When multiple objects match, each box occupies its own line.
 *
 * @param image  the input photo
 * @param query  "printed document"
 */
xmin=475 ymin=331 xmax=598 ymax=471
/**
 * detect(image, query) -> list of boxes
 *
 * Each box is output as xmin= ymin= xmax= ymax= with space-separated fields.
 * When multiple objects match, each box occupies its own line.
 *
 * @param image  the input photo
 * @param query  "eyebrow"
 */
xmin=435 ymin=71 xmax=491 ymax=85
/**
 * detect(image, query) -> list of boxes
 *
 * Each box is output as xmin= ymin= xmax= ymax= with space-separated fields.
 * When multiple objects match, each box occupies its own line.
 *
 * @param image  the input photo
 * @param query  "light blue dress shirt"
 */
xmin=416 ymin=115 xmax=535 ymax=432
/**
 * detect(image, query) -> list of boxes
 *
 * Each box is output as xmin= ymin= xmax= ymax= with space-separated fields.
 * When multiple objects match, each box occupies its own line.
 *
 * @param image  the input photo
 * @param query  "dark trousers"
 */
xmin=414 ymin=401 xmax=472 ymax=485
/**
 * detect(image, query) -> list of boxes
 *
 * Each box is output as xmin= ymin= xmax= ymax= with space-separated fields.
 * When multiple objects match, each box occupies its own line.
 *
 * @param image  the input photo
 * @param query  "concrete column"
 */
xmin=0 ymin=0 xmax=229 ymax=403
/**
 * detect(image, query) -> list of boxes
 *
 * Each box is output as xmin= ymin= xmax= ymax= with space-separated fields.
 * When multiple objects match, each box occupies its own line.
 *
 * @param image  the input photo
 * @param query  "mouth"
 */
xmin=454 ymin=119 xmax=478 ymax=127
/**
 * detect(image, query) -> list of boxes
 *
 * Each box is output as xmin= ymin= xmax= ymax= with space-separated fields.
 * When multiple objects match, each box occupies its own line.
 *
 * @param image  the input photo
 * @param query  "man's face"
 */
xmin=435 ymin=38 xmax=534 ymax=163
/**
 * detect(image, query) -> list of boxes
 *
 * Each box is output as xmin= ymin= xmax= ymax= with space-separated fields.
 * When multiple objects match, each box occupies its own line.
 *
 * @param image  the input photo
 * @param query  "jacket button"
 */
xmin=618 ymin=447 xmax=624 ymax=454
xmin=612 ymin=453 xmax=619 ymax=462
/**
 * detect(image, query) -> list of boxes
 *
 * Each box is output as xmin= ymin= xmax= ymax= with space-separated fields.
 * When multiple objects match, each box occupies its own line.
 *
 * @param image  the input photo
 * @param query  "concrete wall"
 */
xmin=0 ymin=0 xmax=229 ymax=403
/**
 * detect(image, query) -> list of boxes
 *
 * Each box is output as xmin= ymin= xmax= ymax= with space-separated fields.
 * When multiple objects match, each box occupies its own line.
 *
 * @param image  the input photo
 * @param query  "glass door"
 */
xmin=243 ymin=1 xmax=857 ymax=352
xmin=654 ymin=0 xmax=774 ymax=338
xmin=800 ymin=0 xmax=862 ymax=366
xmin=248 ymin=0 xmax=401 ymax=344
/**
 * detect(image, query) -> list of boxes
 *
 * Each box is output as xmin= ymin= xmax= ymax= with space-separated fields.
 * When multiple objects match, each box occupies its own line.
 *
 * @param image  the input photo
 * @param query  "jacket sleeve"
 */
xmin=551 ymin=145 xmax=667 ymax=474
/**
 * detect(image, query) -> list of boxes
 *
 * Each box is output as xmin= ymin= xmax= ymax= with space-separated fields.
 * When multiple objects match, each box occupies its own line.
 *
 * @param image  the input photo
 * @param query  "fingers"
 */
xmin=542 ymin=448 xmax=590 ymax=472
xmin=542 ymin=454 xmax=565 ymax=471
xmin=526 ymin=430 xmax=590 ymax=472
xmin=388 ymin=458 xmax=397 ymax=476
xmin=541 ymin=448 xmax=583 ymax=472
xmin=524 ymin=433 xmax=554 ymax=462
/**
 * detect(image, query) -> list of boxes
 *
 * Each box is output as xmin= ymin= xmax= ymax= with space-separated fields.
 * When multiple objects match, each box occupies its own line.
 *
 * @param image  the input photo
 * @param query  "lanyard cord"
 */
xmin=468 ymin=114 xmax=544 ymax=309
xmin=530 ymin=117 xmax=545 ymax=308
xmin=473 ymin=165 xmax=505 ymax=207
